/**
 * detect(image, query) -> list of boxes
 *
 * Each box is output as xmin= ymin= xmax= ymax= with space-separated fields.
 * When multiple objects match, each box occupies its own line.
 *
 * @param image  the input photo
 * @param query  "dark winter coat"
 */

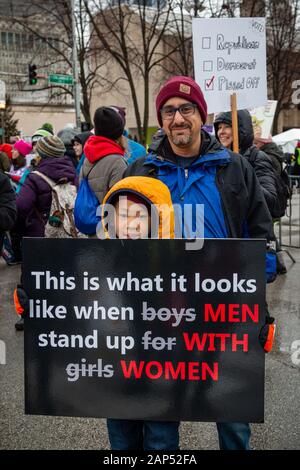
xmin=257 ymin=142 xmax=284 ymax=178
xmin=0 ymin=172 xmax=17 ymax=250
xmin=64 ymin=146 xmax=78 ymax=168
xmin=16 ymin=156 xmax=77 ymax=237
xmin=125 ymin=130 xmax=275 ymax=242
xmin=214 ymin=110 xmax=278 ymax=217
xmin=125 ymin=130 xmax=277 ymax=282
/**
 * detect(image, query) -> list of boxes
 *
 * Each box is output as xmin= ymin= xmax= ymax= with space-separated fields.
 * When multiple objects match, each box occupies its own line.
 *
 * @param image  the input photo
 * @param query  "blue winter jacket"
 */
xmin=125 ymin=130 xmax=277 ymax=282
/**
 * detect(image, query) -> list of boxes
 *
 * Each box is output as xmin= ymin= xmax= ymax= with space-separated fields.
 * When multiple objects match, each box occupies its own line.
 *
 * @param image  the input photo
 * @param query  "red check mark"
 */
xmin=205 ymin=75 xmax=215 ymax=90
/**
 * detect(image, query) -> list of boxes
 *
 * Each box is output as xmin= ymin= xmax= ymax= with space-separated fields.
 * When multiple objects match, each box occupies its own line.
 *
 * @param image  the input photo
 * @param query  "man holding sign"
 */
xmin=125 ymin=75 xmax=276 ymax=449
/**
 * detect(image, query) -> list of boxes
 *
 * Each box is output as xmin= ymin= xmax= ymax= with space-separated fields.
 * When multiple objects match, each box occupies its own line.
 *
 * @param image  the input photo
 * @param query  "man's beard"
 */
xmin=169 ymin=126 xmax=192 ymax=147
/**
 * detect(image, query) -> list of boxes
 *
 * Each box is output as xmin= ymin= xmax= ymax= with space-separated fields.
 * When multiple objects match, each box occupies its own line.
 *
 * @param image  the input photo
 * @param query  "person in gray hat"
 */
xmin=57 ymin=126 xmax=78 ymax=168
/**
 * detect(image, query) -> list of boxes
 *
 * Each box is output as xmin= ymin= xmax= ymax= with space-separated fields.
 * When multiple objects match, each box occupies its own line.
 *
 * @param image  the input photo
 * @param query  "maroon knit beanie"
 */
xmin=156 ymin=76 xmax=207 ymax=126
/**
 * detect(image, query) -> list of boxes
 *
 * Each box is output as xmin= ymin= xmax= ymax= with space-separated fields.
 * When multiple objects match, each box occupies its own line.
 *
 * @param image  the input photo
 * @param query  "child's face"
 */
xmin=115 ymin=197 xmax=150 ymax=239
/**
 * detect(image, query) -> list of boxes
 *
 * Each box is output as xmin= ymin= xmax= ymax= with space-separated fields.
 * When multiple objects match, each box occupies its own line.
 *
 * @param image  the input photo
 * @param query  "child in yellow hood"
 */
xmin=102 ymin=176 xmax=175 ymax=240
xmin=102 ymin=176 xmax=179 ymax=450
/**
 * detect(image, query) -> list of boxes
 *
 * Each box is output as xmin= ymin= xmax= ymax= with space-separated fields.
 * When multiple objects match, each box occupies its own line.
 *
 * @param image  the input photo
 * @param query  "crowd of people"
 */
xmin=0 ymin=74 xmax=298 ymax=450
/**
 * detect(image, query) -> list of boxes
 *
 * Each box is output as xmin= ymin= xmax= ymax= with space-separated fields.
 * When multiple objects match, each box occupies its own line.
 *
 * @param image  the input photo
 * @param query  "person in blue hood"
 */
xmin=72 ymin=130 xmax=93 ymax=175
xmin=124 ymin=75 xmax=277 ymax=451
xmin=123 ymin=129 xmax=147 ymax=165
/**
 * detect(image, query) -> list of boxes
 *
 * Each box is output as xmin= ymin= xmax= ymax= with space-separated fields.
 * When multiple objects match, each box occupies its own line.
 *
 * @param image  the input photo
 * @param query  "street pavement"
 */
xmin=0 ymin=248 xmax=299 ymax=450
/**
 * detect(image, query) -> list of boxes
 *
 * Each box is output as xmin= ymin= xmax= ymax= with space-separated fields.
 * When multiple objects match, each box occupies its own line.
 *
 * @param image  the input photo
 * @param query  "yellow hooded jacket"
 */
xmin=102 ymin=176 xmax=175 ymax=239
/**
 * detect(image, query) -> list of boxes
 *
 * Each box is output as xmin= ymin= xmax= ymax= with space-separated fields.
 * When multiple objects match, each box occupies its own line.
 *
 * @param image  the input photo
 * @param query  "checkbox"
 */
xmin=205 ymin=77 xmax=215 ymax=91
xmin=202 ymin=37 xmax=211 ymax=49
xmin=203 ymin=60 xmax=213 ymax=72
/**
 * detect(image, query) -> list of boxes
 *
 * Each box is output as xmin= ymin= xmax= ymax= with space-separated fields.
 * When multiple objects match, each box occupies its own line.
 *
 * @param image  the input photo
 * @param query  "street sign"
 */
xmin=0 ymin=79 xmax=6 ymax=109
xmin=49 ymin=74 xmax=74 ymax=85
xmin=193 ymin=18 xmax=267 ymax=113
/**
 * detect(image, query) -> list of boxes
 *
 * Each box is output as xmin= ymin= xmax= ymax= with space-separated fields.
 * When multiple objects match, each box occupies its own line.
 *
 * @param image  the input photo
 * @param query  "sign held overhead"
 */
xmin=193 ymin=18 xmax=268 ymax=113
xmin=0 ymin=80 xmax=6 ymax=110
xmin=249 ymin=100 xmax=278 ymax=139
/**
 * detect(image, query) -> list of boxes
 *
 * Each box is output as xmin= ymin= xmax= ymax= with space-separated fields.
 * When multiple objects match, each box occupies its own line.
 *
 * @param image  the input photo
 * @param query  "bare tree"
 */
xmin=158 ymin=1 xmax=241 ymax=80
xmin=84 ymin=0 xmax=188 ymax=144
xmin=158 ymin=1 xmax=199 ymax=77
xmin=265 ymin=0 xmax=300 ymax=133
xmin=84 ymin=0 xmax=234 ymax=141
xmin=240 ymin=0 xmax=300 ymax=133
xmin=167 ymin=0 xmax=300 ymax=133
xmin=8 ymin=0 xmax=110 ymax=127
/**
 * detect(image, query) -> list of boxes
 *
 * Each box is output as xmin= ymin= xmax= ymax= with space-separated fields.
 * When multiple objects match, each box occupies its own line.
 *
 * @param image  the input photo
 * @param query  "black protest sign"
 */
xmin=23 ymin=238 xmax=266 ymax=422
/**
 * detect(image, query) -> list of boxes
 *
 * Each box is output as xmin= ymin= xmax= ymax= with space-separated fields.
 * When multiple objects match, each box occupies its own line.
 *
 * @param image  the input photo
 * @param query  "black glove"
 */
xmin=14 ymin=285 xmax=29 ymax=317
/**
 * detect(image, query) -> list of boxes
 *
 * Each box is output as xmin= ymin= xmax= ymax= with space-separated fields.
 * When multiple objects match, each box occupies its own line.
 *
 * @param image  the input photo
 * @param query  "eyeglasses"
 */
xmin=160 ymin=103 xmax=198 ymax=121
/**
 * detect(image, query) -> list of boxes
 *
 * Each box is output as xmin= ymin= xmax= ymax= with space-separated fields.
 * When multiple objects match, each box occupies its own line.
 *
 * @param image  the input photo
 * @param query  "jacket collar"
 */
xmin=147 ymin=130 xmax=231 ymax=168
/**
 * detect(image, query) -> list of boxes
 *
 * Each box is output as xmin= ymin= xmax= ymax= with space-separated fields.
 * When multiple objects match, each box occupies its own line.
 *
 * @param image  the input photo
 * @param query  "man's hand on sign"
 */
xmin=259 ymin=315 xmax=276 ymax=353
xmin=14 ymin=285 xmax=29 ymax=317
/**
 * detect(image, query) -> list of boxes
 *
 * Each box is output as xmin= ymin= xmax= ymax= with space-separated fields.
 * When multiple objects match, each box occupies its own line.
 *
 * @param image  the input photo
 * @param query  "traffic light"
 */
xmin=28 ymin=64 xmax=37 ymax=85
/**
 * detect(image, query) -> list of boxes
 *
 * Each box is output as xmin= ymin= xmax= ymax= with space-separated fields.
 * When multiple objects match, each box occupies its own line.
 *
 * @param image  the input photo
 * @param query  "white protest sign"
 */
xmin=192 ymin=18 xmax=267 ymax=114
xmin=249 ymin=100 xmax=277 ymax=139
xmin=0 ymin=80 xmax=6 ymax=109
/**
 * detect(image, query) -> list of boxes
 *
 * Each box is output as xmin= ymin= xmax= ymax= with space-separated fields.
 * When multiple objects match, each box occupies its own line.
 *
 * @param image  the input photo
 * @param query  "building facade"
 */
xmin=0 ymin=0 xmax=75 ymax=138
xmin=91 ymin=1 xmax=300 ymax=138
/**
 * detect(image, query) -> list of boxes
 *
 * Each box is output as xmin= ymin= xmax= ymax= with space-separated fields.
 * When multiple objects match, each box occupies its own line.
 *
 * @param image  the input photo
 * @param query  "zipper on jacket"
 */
xmin=185 ymin=168 xmax=189 ymax=180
